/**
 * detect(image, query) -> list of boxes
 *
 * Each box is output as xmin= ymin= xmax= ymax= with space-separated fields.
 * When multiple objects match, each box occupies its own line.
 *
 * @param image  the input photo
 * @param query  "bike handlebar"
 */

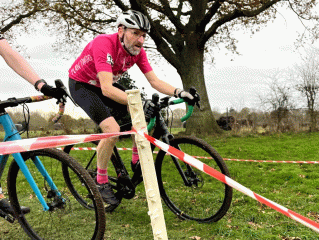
xmin=146 ymin=87 xmax=200 ymax=131
xmin=0 ymin=79 xmax=74 ymax=123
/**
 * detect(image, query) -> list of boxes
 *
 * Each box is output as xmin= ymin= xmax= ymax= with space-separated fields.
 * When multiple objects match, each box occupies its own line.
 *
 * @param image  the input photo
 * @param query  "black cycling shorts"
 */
xmin=69 ymin=78 xmax=128 ymax=125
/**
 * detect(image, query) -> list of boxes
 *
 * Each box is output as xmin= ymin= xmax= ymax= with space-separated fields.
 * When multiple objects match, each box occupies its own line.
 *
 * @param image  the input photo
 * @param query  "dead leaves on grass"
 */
xmin=189 ymin=236 xmax=201 ymax=240
xmin=307 ymin=211 xmax=319 ymax=223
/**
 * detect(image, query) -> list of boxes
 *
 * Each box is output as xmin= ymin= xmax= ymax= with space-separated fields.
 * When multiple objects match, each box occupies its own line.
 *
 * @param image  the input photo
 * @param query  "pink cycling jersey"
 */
xmin=69 ymin=33 xmax=152 ymax=87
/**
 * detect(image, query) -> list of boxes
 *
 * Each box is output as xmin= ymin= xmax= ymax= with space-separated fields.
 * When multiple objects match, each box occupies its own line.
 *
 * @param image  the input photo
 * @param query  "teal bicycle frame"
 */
xmin=0 ymin=107 xmax=62 ymax=211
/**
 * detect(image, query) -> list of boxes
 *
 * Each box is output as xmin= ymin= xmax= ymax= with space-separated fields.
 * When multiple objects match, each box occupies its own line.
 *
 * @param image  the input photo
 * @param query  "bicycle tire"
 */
xmin=63 ymin=142 xmax=99 ymax=210
xmin=155 ymin=136 xmax=233 ymax=223
xmin=7 ymin=148 xmax=106 ymax=240
xmin=63 ymin=142 xmax=125 ymax=211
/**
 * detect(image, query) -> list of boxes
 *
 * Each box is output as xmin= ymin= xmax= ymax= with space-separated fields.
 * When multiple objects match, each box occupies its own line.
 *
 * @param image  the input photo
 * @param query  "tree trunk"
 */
xmin=309 ymin=109 xmax=317 ymax=132
xmin=307 ymin=95 xmax=317 ymax=132
xmin=176 ymin=36 xmax=222 ymax=135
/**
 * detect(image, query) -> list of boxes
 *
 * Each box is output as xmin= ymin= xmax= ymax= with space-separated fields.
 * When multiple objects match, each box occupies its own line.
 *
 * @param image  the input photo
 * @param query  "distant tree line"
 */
xmin=2 ymin=0 xmax=318 ymax=135
xmin=2 ymin=45 xmax=319 ymax=135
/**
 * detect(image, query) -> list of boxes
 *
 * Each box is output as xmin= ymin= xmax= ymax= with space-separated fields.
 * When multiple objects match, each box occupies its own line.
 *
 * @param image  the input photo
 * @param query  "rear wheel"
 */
xmin=156 ymin=136 xmax=232 ymax=223
xmin=7 ymin=148 xmax=106 ymax=239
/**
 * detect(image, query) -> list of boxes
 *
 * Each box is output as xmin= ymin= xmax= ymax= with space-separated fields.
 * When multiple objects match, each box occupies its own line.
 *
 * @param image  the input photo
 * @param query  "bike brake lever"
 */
xmin=160 ymin=96 xmax=171 ymax=108
xmin=189 ymin=87 xmax=201 ymax=109
xmin=196 ymin=101 xmax=202 ymax=110
xmin=55 ymin=79 xmax=78 ymax=107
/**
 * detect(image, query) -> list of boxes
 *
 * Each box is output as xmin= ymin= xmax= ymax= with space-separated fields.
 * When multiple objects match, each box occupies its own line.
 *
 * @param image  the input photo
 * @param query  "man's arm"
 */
xmin=144 ymin=71 xmax=176 ymax=96
xmin=98 ymin=71 xmax=128 ymax=105
xmin=145 ymin=70 xmax=195 ymax=102
xmin=0 ymin=39 xmax=46 ymax=89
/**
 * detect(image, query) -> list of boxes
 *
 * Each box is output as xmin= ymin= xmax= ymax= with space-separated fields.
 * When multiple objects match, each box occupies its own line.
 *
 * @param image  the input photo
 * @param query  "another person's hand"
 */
xmin=35 ymin=80 xmax=65 ymax=101
xmin=40 ymin=84 xmax=65 ymax=100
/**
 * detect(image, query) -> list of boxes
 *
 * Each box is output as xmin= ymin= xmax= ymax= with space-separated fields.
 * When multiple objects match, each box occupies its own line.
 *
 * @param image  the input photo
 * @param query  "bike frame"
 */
xmin=109 ymin=105 xmax=193 ymax=190
xmin=0 ymin=111 xmax=61 ymax=211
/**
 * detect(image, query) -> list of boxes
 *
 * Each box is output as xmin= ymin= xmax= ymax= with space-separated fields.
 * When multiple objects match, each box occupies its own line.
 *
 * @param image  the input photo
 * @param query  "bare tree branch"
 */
xmin=201 ymin=0 xmax=280 ymax=46
xmin=1 ymin=8 xmax=39 ymax=33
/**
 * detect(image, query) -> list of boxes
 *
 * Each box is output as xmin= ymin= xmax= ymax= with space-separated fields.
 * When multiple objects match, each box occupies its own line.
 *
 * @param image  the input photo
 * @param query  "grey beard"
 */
xmin=126 ymin=45 xmax=141 ymax=56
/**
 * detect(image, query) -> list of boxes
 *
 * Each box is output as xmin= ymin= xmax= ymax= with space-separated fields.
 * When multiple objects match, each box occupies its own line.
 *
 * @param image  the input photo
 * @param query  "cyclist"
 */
xmin=0 ymin=33 xmax=64 ymax=216
xmin=68 ymin=10 xmax=194 ymax=211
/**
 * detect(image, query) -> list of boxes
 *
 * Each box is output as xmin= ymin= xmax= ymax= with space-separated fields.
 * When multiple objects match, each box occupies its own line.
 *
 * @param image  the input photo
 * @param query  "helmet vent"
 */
xmin=125 ymin=19 xmax=135 ymax=25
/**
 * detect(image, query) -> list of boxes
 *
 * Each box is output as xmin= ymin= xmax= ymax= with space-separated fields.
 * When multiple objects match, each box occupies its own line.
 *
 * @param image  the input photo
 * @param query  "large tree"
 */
xmin=1 ymin=0 xmax=318 ymax=135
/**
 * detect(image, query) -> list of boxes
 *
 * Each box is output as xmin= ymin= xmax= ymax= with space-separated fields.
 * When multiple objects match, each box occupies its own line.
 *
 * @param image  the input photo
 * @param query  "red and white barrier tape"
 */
xmin=1 ymin=130 xmax=318 ymax=232
xmin=223 ymin=158 xmax=319 ymax=164
xmin=57 ymin=147 xmax=319 ymax=165
xmin=0 ymin=131 xmax=134 ymax=156
xmin=135 ymin=130 xmax=319 ymax=233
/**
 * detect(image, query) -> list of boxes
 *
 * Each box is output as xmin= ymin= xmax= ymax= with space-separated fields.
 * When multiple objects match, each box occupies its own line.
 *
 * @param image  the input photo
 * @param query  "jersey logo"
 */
xmin=89 ymin=80 xmax=97 ymax=86
xmin=106 ymin=53 xmax=114 ymax=67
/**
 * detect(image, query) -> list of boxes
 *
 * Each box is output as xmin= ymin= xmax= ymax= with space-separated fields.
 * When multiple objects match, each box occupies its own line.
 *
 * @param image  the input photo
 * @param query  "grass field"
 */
xmin=1 ymin=131 xmax=319 ymax=239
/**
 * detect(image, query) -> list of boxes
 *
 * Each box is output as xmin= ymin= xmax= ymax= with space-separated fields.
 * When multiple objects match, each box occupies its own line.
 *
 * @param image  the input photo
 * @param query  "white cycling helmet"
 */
xmin=116 ymin=10 xmax=151 ymax=33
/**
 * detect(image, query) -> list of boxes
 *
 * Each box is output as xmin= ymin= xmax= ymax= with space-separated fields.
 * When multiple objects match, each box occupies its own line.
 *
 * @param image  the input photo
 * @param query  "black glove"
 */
xmin=143 ymin=100 xmax=157 ymax=120
xmin=40 ymin=84 xmax=65 ymax=101
xmin=174 ymin=88 xmax=194 ymax=102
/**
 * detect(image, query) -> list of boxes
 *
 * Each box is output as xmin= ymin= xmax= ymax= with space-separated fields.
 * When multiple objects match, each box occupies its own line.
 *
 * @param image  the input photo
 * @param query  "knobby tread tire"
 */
xmin=155 ymin=136 xmax=233 ymax=223
xmin=7 ymin=148 xmax=106 ymax=240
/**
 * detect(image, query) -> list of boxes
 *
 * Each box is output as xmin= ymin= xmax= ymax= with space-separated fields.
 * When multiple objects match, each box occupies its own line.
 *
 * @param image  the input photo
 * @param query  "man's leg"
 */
xmin=96 ymin=117 xmax=120 ymax=211
xmin=96 ymin=117 xmax=120 ymax=177
xmin=131 ymin=135 xmax=140 ymax=172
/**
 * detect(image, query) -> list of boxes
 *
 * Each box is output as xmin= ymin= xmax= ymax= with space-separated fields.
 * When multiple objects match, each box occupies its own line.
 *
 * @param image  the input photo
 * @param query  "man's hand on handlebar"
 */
xmin=174 ymin=87 xmax=200 ymax=108
xmin=174 ymin=88 xmax=193 ymax=102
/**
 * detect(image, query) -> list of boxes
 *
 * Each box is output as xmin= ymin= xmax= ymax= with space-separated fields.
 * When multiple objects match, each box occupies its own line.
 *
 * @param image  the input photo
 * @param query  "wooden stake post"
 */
xmin=126 ymin=89 xmax=168 ymax=240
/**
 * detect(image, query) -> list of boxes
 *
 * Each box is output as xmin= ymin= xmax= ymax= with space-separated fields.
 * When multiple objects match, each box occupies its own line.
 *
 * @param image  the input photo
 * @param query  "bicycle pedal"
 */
xmin=104 ymin=201 xmax=121 ymax=213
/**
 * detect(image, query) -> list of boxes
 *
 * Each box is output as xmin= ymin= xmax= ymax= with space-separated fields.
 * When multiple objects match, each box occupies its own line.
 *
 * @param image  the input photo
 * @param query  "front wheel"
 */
xmin=7 ymin=148 xmax=106 ymax=240
xmin=156 ymin=136 xmax=233 ymax=223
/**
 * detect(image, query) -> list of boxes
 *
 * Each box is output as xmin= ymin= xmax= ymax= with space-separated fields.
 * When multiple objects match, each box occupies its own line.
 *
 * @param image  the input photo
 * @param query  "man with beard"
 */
xmin=68 ymin=10 xmax=194 ymax=211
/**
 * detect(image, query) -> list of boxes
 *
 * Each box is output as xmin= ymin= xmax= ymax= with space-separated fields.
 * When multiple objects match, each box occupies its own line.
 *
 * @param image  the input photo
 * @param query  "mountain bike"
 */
xmin=0 ymin=80 xmax=105 ymax=239
xmin=63 ymin=88 xmax=233 ymax=223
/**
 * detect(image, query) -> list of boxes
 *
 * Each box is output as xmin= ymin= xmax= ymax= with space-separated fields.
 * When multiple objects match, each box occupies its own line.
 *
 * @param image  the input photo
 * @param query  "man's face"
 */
xmin=122 ymin=28 xmax=147 ymax=56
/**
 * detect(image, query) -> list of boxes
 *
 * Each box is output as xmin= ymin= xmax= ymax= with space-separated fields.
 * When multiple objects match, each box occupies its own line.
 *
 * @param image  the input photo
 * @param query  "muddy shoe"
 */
xmin=0 ymin=198 xmax=30 ymax=216
xmin=96 ymin=183 xmax=120 ymax=212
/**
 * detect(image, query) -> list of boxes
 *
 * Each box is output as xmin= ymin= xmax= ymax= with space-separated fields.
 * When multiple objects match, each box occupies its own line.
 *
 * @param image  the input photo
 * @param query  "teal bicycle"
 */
xmin=0 ymin=80 xmax=105 ymax=239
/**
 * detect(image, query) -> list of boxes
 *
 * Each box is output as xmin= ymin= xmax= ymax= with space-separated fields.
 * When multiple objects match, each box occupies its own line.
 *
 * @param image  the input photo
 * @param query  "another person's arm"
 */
xmin=0 ymin=39 xmax=45 ymax=90
xmin=0 ymin=38 xmax=64 ymax=99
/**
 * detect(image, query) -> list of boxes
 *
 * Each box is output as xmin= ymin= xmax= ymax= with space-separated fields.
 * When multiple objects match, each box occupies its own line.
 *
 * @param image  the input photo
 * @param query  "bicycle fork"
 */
xmin=0 ymin=113 xmax=63 ymax=211
xmin=161 ymin=135 xmax=197 ymax=187
xmin=12 ymin=153 xmax=63 ymax=211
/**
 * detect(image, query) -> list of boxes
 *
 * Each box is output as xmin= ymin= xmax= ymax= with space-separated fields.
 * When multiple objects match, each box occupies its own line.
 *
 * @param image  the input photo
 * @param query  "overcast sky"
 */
xmin=0 ymin=6 xmax=314 ymax=118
